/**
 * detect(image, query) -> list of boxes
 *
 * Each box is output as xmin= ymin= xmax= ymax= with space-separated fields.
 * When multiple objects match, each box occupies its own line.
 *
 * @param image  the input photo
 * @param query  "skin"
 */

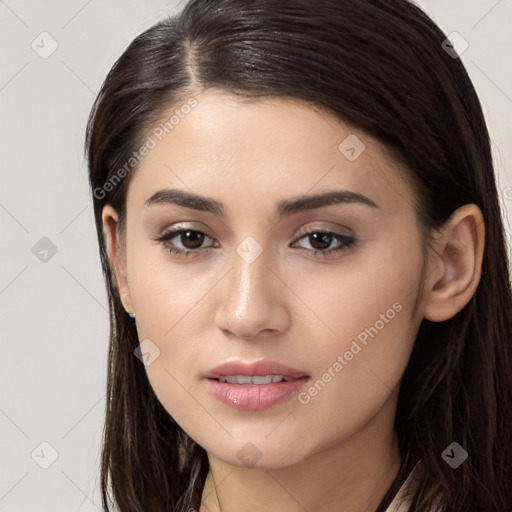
xmin=102 ymin=90 xmax=485 ymax=512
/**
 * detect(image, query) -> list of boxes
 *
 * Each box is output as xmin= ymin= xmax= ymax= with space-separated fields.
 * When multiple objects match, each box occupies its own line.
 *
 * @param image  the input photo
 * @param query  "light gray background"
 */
xmin=1 ymin=1 xmax=511 ymax=511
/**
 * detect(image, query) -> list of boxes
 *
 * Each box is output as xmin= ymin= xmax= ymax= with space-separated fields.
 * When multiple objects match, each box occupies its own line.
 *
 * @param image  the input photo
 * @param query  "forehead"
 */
xmin=126 ymin=91 xmax=415 ymax=217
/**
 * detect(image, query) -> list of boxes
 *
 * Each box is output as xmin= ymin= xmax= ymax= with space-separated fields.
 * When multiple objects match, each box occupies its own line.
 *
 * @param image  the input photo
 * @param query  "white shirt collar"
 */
xmin=383 ymin=463 xmax=419 ymax=512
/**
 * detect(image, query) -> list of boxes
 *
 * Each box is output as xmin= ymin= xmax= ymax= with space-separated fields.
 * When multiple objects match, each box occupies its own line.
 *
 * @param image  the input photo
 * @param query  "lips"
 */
xmin=203 ymin=360 xmax=308 ymax=380
xmin=202 ymin=360 xmax=310 ymax=411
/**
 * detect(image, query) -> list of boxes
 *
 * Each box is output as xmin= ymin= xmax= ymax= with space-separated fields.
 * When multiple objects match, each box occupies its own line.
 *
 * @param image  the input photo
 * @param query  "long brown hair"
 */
xmin=85 ymin=1 xmax=512 ymax=510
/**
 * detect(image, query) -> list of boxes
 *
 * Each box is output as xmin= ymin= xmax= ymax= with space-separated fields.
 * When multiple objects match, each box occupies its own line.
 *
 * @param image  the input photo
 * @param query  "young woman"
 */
xmin=86 ymin=0 xmax=512 ymax=510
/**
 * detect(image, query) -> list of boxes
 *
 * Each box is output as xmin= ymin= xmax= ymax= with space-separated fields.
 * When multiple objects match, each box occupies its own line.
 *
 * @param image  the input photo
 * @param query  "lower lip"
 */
xmin=204 ymin=377 xmax=310 ymax=411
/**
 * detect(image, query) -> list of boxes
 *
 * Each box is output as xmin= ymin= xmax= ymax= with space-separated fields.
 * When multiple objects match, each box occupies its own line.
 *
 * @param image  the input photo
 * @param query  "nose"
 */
xmin=214 ymin=244 xmax=291 ymax=341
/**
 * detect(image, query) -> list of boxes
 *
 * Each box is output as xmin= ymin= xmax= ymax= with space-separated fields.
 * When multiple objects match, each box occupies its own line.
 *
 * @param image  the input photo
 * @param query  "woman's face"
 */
xmin=108 ymin=91 xmax=429 ymax=468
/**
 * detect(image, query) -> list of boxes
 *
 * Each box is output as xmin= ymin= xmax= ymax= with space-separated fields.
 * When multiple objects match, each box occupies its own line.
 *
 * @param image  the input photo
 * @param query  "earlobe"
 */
xmin=422 ymin=204 xmax=485 ymax=322
xmin=101 ymin=205 xmax=134 ymax=315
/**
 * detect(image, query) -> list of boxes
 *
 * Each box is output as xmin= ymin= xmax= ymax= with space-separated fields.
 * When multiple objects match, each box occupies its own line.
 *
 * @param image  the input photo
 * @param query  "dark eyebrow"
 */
xmin=145 ymin=188 xmax=224 ymax=215
xmin=144 ymin=188 xmax=378 ymax=216
xmin=277 ymin=190 xmax=379 ymax=215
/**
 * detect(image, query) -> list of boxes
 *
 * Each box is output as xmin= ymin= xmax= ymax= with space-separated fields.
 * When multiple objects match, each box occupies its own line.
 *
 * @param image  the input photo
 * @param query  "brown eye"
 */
xmin=155 ymin=228 xmax=217 ymax=257
xmin=179 ymin=230 xmax=205 ymax=249
xmin=292 ymin=231 xmax=356 ymax=257
xmin=308 ymin=232 xmax=334 ymax=251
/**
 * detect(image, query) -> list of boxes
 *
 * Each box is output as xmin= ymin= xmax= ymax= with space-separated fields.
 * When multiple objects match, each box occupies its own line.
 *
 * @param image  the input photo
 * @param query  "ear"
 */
xmin=101 ymin=204 xmax=133 ymax=315
xmin=422 ymin=204 xmax=485 ymax=322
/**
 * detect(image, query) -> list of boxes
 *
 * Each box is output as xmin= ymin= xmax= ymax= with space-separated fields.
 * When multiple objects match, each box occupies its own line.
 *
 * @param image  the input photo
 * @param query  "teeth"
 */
xmin=217 ymin=374 xmax=292 ymax=384
xmin=253 ymin=375 xmax=273 ymax=384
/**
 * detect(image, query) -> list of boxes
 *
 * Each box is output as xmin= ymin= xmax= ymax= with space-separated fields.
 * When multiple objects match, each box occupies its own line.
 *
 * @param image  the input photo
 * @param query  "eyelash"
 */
xmin=154 ymin=227 xmax=356 ymax=258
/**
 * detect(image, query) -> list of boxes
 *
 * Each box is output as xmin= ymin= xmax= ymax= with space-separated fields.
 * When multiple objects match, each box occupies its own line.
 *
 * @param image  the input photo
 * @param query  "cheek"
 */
xmin=292 ymin=237 xmax=423 ymax=422
xmin=129 ymin=268 xmax=214 ymax=382
xmin=126 ymin=234 xmax=215 ymax=336
xmin=124 ymin=236 xmax=213 ymax=387
xmin=292 ymin=227 xmax=422 ymax=338
xmin=126 ymin=249 xmax=233 ymax=399
xmin=127 ymin=259 xmax=214 ymax=431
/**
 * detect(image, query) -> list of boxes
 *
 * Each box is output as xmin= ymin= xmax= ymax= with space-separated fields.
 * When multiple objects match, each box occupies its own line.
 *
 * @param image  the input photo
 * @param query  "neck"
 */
xmin=199 ymin=391 xmax=401 ymax=512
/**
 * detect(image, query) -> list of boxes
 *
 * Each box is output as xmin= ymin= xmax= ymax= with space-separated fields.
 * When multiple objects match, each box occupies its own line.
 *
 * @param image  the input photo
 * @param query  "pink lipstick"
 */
xmin=203 ymin=360 xmax=310 ymax=411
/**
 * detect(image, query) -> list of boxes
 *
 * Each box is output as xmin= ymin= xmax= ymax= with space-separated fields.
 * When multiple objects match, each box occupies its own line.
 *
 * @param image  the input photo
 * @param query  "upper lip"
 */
xmin=203 ymin=360 xmax=309 ymax=379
